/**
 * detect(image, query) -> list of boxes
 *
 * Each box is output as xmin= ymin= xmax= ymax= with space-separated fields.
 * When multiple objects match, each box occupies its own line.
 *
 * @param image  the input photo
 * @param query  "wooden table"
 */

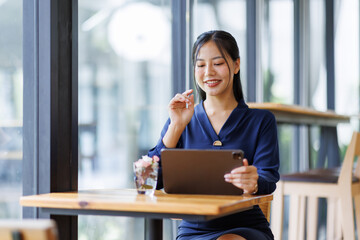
xmin=248 ymin=102 xmax=350 ymax=168
xmin=248 ymin=102 xmax=349 ymax=126
xmin=20 ymin=189 xmax=273 ymax=240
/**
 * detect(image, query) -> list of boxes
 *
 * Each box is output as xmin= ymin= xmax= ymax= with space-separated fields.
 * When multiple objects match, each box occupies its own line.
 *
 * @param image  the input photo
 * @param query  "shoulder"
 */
xmin=247 ymin=107 xmax=276 ymax=123
xmin=237 ymin=99 xmax=275 ymax=122
xmin=245 ymin=107 xmax=277 ymax=134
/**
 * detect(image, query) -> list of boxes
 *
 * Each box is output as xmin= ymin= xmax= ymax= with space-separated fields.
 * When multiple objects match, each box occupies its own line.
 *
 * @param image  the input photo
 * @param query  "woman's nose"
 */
xmin=205 ymin=64 xmax=215 ymax=76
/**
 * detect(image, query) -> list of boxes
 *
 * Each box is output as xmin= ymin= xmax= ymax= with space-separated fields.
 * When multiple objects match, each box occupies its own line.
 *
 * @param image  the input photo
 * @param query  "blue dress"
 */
xmin=148 ymin=99 xmax=280 ymax=240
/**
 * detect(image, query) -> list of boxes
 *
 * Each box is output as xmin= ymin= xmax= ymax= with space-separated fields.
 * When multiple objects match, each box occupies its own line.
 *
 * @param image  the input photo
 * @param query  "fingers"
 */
xmin=243 ymin=159 xmax=249 ymax=166
xmin=169 ymin=89 xmax=194 ymax=109
xmin=224 ymin=159 xmax=258 ymax=192
xmin=224 ymin=173 xmax=258 ymax=193
xmin=182 ymin=89 xmax=194 ymax=107
xmin=224 ymin=171 xmax=258 ymax=182
xmin=224 ymin=176 xmax=257 ymax=193
xmin=229 ymin=159 xmax=254 ymax=174
xmin=224 ymin=175 xmax=256 ymax=184
xmin=228 ymin=181 xmax=257 ymax=190
xmin=170 ymin=101 xmax=189 ymax=109
xmin=189 ymin=93 xmax=195 ymax=104
xmin=182 ymin=89 xmax=193 ymax=96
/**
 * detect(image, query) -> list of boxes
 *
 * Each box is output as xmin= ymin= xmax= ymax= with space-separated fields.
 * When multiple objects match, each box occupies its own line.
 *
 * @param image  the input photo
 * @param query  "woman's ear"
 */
xmin=234 ymin=58 xmax=240 ymax=74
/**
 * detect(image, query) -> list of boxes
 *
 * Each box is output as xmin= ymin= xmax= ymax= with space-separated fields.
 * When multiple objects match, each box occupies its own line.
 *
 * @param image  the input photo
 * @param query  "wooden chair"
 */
xmin=271 ymin=131 xmax=360 ymax=240
xmin=259 ymin=201 xmax=271 ymax=222
xmin=0 ymin=219 xmax=58 ymax=240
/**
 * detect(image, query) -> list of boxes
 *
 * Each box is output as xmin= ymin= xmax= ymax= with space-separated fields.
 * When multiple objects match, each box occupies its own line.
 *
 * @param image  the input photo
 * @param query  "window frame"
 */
xmin=23 ymin=0 xmax=78 ymax=239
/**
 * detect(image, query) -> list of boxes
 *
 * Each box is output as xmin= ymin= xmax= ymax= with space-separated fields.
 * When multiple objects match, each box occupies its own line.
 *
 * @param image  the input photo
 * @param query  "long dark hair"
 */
xmin=192 ymin=30 xmax=244 ymax=102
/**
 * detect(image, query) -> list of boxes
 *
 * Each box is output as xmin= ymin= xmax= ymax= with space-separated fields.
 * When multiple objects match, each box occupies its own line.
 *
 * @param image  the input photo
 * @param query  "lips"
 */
xmin=204 ymin=79 xmax=221 ymax=87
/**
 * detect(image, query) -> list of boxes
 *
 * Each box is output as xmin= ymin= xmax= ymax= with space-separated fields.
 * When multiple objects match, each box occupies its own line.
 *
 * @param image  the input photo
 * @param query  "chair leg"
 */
xmin=354 ymin=195 xmax=360 ymax=239
xmin=271 ymin=181 xmax=284 ymax=240
xmin=327 ymin=197 xmax=337 ymax=239
xmin=306 ymin=196 xmax=318 ymax=240
xmin=298 ymin=196 xmax=306 ymax=240
xmin=289 ymin=194 xmax=305 ymax=240
xmin=335 ymin=199 xmax=342 ymax=240
xmin=339 ymin=194 xmax=355 ymax=240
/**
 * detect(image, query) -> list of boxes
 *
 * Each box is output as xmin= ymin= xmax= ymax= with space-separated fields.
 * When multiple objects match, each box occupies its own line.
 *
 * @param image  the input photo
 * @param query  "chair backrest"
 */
xmin=259 ymin=201 xmax=271 ymax=222
xmin=339 ymin=131 xmax=360 ymax=185
xmin=0 ymin=219 xmax=58 ymax=240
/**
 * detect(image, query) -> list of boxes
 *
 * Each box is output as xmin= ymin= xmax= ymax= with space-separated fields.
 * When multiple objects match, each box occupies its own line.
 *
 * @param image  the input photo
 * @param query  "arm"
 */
xmin=253 ymin=112 xmax=280 ymax=194
xmin=162 ymin=89 xmax=194 ymax=148
xmin=224 ymin=112 xmax=280 ymax=194
xmin=148 ymin=89 xmax=195 ymax=189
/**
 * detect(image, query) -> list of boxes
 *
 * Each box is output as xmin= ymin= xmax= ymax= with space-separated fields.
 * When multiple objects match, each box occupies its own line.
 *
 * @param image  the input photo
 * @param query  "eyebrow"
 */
xmin=196 ymin=56 xmax=224 ymax=61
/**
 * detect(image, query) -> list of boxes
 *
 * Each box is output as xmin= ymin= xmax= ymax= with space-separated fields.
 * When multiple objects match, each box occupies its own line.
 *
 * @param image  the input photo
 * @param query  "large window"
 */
xmin=78 ymin=0 xmax=172 ymax=239
xmin=308 ymin=0 xmax=326 ymax=111
xmin=307 ymin=0 xmax=325 ymax=169
xmin=335 ymin=0 xmax=360 ymax=148
xmin=260 ymin=0 xmax=295 ymax=174
xmin=0 ymin=0 xmax=23 ymax=219
xmin=261 ymin=0 xmax=294 ymax=104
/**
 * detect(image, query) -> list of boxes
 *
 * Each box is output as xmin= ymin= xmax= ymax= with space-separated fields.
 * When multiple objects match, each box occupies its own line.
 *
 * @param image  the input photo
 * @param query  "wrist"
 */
xmin=168 ymin=122 xmax=186 ymax=134
xmin=163 ymin=123 xmax=185 ymax=148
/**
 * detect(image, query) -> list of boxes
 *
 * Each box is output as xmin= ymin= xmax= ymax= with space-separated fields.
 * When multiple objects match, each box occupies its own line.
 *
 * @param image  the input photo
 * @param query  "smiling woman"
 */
xmin=192 ymin=31 xmax=244 ymax=105
xmin=149 ymin=30 xmax=279 ymax=240
xmin=194 ymin=41 xmax=240 ymax=102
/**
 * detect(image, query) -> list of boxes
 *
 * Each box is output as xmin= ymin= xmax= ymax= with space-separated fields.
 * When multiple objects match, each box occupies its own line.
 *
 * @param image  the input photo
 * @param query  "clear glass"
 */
xmin=335 ymin=0 xmax=360 ymax=147
xmin=0 ymin=0 xmax=23 ymax=219
xmin=192 ymin=0 xmax=247 ymax=96
xmin=133 ymin=156 xmax=159 ymax=196
xmin=308 ymin=0 xmax=326 ymax=168
xmin=134 ymin=168 xmax=158 ymax=195
xmin=260 ymin=0 xmax=295 ymax=175
xmin=78 ymin=0 xmax=172 ymax=239
xmin=277 ymin=125 xmax=294 ymax=173
xmin=261 ymin=0 xmax=294 ymax=104
xmin=309 ymin=0 xmax=327 ymax=111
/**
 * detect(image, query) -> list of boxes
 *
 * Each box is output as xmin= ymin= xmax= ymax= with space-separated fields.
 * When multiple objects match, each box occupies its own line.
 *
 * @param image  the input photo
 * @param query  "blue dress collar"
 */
xmin=194 ymin=99 xmax=248 ymax=138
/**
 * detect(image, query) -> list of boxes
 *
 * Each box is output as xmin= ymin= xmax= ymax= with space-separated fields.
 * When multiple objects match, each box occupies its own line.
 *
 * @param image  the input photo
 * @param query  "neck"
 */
xmin=204 ymin=95 xmax=238 ymax=113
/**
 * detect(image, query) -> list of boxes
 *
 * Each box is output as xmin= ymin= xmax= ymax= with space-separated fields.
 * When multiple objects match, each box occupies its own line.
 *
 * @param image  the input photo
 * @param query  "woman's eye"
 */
xmin=196 ymin=64 xmax=205 ymax=68
xmin=214 ymin=62 xmax=224 ymax=66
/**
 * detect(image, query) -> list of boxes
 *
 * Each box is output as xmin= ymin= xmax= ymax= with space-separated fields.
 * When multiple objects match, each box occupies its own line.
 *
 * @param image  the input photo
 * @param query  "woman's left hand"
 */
xmin=224 ymin=159 xmax=259 ymax=194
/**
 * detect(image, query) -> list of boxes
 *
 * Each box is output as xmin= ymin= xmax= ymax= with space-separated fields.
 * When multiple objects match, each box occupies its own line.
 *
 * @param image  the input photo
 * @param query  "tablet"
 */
xmin=160 ymin=149 xmax=244 ymax=195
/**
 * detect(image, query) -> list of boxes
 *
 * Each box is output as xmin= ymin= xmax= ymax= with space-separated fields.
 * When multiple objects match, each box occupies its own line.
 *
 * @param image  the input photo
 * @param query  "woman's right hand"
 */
xmin=163 ymin=89 xmax=194 ymax=148
xmin=168 ymin=89 xmax=195 ymax=128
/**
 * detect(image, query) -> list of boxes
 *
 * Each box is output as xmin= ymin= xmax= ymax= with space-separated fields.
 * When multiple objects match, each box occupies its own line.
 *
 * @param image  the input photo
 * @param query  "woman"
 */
xmin=148 ymin=30 xmax=279 ymax=240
